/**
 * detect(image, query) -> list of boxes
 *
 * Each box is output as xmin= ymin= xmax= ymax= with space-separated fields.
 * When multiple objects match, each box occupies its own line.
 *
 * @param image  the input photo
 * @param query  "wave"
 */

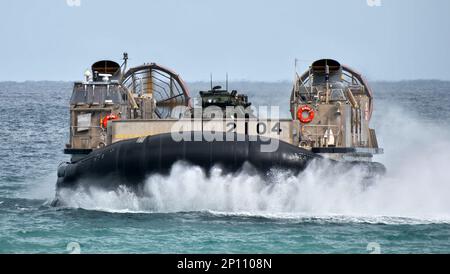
xmin=49 ymin=103 xmax=450 ymax=224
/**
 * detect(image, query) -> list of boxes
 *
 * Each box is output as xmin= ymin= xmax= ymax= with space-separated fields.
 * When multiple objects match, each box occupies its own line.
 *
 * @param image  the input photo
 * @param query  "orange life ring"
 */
xmin=101 ymin=114 xmax=119 ymax=128
xmin=297 ymin=105 xmax=315 ymax=124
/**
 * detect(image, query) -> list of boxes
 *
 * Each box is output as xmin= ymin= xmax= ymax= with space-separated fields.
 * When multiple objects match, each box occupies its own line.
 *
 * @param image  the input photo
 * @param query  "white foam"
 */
xmin=54 ymin=104 xmax=450 ymax=224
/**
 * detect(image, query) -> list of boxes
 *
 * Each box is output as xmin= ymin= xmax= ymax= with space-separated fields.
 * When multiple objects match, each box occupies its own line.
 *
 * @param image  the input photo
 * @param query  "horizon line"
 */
xmin=1 ymin=78 xmax=450 ymax=84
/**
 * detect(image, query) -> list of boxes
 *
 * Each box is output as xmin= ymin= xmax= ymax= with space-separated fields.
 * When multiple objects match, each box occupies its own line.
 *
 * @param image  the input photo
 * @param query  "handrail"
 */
xmin=301 ymin=125 xmax=341 ymax=147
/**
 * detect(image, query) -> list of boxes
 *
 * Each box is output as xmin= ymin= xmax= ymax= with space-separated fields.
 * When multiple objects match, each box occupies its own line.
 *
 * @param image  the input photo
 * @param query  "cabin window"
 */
xmin=70 ymin=84 xmax=124 ymax=105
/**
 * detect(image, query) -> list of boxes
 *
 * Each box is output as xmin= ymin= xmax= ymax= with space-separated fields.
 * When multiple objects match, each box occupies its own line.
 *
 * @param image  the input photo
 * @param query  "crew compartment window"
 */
xmin=70 ymin=84 xmax=124 ymax=105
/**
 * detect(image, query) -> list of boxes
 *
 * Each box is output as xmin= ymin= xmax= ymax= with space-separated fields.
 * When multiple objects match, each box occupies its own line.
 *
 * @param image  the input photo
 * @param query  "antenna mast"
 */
xmin=122 ymin=52 xmax=128 ymax=74
xmin=226 ymin=73 xmax=229 ymax=91
xmin=210 ymin=73 xmax=213 ymax=90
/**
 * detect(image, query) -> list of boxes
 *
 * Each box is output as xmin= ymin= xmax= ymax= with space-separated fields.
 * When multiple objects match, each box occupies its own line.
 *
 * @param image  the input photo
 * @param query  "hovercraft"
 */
xmin=56 ymin=55 xmax=385 ymax=193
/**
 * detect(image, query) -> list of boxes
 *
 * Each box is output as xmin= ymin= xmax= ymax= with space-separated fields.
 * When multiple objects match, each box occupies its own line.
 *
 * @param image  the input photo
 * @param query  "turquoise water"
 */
xmin=1 ymin=81 xmax=450 ymax=254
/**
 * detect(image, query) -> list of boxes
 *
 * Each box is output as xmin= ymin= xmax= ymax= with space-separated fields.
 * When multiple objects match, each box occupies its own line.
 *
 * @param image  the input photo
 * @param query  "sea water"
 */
xmin=1 ymin=80 xmax=450 ymax=254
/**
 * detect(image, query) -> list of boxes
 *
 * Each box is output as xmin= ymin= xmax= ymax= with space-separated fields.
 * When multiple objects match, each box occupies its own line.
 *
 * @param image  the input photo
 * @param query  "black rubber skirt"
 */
xmin=56 ymin=132 xmax=386 ymax=190
xmin=57 ymin=132 xmax=321 ymax=189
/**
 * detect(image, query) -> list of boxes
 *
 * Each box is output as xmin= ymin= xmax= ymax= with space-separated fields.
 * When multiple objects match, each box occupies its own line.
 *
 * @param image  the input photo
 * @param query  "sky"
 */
xmin=0 ymin=0 xmax=449 ymax=82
